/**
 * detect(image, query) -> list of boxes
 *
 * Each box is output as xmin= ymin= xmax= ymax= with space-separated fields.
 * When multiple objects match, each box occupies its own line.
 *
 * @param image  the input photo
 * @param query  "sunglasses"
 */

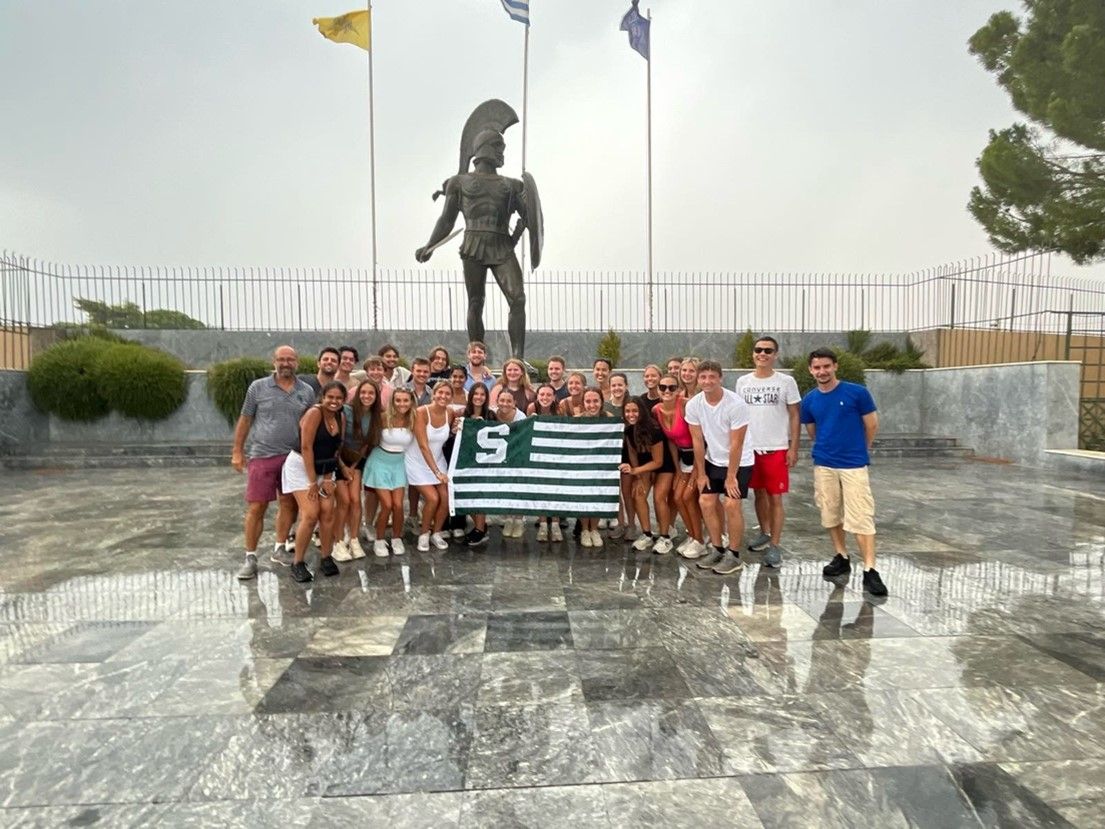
xmin=658 ymin=383 xmax=679 ymax=391
xmin=753 ymin=347 xmax=776 ymax=354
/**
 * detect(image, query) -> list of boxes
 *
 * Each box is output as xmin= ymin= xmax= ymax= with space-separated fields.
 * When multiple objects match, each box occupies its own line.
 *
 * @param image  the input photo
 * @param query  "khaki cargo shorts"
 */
xmin=813 ymin=465 xmax=876 ymax=536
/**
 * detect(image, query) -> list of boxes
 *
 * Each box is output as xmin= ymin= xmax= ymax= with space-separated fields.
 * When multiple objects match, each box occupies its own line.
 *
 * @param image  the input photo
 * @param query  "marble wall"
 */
xmin=113 ymin=330 xmax=908 ymax=370
xmin=0 ymin=369 xmax=48 ymax=452
xmin=44 ymin=372 xmax=232 ymax=446
xmin=0 ymin=363 xmax=1079 ymax=466
xmin=919 ymin=362 xmax=1081 ymax=465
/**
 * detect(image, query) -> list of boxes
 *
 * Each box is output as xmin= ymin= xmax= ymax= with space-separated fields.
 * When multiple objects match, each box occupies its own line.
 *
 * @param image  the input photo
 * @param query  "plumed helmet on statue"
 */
xmin=458 ymin=99 xmax=519 ymax=174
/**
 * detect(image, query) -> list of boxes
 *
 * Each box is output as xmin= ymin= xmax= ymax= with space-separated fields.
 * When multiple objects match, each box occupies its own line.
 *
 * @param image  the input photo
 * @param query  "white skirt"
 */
xmin=281 ymin=451 xmax=335 ymax=494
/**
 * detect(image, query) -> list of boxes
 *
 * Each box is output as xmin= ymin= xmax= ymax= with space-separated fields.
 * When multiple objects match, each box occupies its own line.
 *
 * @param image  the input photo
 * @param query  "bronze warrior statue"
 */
xmin=416 ymin=99 xmax=543 ymax=360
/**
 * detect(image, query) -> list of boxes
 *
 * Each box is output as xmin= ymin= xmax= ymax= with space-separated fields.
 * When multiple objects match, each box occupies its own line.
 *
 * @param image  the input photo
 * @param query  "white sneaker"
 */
xmin=597 ymin=518 xmax=609 ymax=530
xmin=417 ymin=533 xmax=431 ymax=552
xmin=550 ymin=523 xmax=563 ymax=542
xmin=348 ymin=539 xmax=366 ymax=559
xmin=676 ymin=537 xmax=692 ymax=555
xmin=430 ymin=531 xmax=449 ymax=550
xmin=391 ymin=538 xmax=405 ymax=556
xmin=364 ymin=525 xmax=377 ymax=542
xmin=312 ymin=530 xmax=321 ymax=549
xmin=590 ymin=530 xmax=604 ymax=547
xmin=536 ymin=522 xmax=548 ymax=542
xmin=285 ymin=538 xmax=296 ymax=553
xmin=632 ymin=534 xmax=654 ymax=552
xmin=580 ymin=528 xmax=594 ymax=547
xmin=653 ymin=536 xmax=674 ymax=555
xmin=452 ymin=528 xmax=467 ymax=540
xmin=331 ymin=540 xmax=353 ymax=562
xmin=373 ymin=540 xmax=390 ymax=558
xmin=679 ymin=539 xmax=702 ymax=559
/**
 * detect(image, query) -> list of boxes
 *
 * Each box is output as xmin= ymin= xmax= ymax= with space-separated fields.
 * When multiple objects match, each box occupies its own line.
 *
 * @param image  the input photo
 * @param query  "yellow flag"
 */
xmin=313 ymin=10 xmax=371 ymax=51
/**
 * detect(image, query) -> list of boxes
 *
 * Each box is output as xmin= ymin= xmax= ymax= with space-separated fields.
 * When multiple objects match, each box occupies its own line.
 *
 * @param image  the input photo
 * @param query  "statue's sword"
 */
xmin=423 ymin=228 xmax=463 ymax=255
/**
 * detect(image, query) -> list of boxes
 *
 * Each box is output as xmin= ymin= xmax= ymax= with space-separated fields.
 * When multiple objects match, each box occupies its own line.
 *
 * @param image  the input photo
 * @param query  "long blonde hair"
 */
xmin=383 ymin=388 xmax=416 ymax=430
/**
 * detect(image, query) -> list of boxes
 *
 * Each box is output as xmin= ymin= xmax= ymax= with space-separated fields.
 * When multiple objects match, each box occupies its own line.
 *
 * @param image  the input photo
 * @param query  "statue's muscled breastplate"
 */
xmin=458 ymin=174 xmax=513 ymax=235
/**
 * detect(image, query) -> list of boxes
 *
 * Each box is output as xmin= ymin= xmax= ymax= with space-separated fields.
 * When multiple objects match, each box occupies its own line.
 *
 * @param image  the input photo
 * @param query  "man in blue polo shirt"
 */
xmin=799 ymin=348 xmax=887 ymax=596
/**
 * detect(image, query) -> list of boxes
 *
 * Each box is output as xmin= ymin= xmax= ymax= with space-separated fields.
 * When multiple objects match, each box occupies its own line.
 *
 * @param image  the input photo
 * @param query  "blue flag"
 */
xmin=620 ymin=0 xmax=650 ymax=60
xmin=500 ymin=0 xmax=530 ymax=26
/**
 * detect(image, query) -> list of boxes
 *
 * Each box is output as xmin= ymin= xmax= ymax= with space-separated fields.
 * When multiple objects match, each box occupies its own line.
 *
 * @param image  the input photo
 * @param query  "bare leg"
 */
xmin=375 ymin=490 xmax=395 ymax=540
xmin=855 ymin=533 xmax=876 ymax=569
xmin=699 ymin=493 xmax=724 ymax=548
xmin=364 ymin=487 xmax=379 ymax=533
xmin=244 ymin=501 xmax=268 ymax=551
xmin=416 ymin=484 xmax=442 ymax=534
xmin=754 ymin=489 xmax=771 ymax=538
xmin=318 ymin=496 xmax=336 ymax=556
xmin=723 ymin=495 xmax=745 ymax=552
xmin=346 ymin=470 xmax=364 ymax=539
xmin=275 ymin=494 xmax=296 ymax=543
xmin=632 ymin=476 xmax=654 ymax=533
xmin=653 ymin=473 xmax=674 ymax=535
xmin=292 ymin=491 xmax=319 ymax=564
xmin=768 ymin=493 xmax=785 ymax=545
xmin=828 ymin=525 xmax=848 ymax=556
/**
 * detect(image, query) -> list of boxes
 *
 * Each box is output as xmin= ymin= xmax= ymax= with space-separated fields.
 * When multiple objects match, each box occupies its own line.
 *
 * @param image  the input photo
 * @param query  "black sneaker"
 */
xmin=290 ymin=561 xmax=313 ymax=583
xmin=466 ymin=528 xmax=489 ymax=547
xmin=863 ymin=568 xmax=888 ymax=597
xmin=319 ymin=556 xmax=339 ymax=577
xmin=822 ymin=554 xmax=851 ymax=578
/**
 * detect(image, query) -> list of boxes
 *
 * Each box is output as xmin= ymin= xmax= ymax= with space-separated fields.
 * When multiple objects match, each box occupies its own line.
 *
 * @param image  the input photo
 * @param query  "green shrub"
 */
xmin=207 ymin=357 xmax=272 ymax=426
xmin=785 ymin=350 xmax=867 ymax=396
xmin=528 ymin=359 xmax=549 ymax=383
xmin=732 ymin=329 xmax=756 ymax=368
xmin=845 ymin=329 xmax=873 ymax=355
xmin=26 ymin=337 xmax=114 ymax=421
xmin=75 ymin=297 xmax=205 ymax=330
xmin=596 ymin=329 xmax=622 ymax=368
xmin=92 ymin=344 xmax=187 ymax=420
xmin=297 ymin=356 xmax=318 ymax=376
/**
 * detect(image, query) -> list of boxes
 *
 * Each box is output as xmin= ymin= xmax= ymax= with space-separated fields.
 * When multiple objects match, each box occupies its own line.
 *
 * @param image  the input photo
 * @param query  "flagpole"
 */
xmin=646 ymin=8 xmax=653 ymax=330
xmin=367 ymin=0 xmax=379 ymax=330
xmin=520 ymin=16 xmax=530 ymax=278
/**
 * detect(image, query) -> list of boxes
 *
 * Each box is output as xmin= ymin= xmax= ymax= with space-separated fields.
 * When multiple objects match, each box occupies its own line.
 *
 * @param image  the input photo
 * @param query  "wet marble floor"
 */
xmin=0 ymin=459 xmax=1103 ymax=827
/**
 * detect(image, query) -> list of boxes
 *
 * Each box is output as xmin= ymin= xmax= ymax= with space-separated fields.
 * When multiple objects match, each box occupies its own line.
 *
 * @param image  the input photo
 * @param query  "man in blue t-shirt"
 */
xmin=799 ymin=348 xmax=887 ymax=596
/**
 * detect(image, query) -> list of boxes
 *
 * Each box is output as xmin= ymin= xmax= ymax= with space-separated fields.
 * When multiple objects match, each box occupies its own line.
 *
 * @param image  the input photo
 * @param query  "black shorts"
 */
xmin=703 ymin=460 xmax=753 ymax=498
xmin=658 ymin=439 xmax=676 ymax=474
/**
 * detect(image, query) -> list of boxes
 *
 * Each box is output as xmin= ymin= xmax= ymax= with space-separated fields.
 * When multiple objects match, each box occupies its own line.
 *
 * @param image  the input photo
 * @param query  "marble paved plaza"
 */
xmin=1 ymin=459 xmax=1104 ymax=827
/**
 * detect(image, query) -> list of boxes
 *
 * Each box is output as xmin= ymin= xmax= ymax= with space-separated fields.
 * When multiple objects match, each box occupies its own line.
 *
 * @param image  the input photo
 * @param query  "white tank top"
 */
xmin=379 ymin=426 xmax=414 ymax=453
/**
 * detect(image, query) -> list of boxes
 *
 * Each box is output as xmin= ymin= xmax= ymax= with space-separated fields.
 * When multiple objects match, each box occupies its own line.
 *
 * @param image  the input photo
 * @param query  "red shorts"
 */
xmin=750 ymin=449 xmax=789 ymax=494
xmin=245 ymin=454 xmax=289 ymax=503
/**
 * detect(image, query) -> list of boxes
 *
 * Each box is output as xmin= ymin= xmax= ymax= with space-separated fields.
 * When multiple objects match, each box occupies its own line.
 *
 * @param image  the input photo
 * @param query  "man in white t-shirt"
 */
xmin=734 ymin=335 xmax=801 ymax=568
xmin=685 ymin=360 xmax=754 ymax=575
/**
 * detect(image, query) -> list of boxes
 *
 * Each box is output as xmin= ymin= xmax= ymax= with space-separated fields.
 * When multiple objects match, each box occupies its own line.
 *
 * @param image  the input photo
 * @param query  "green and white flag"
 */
xmin=448 ymin=416 xmax=623 ymax=516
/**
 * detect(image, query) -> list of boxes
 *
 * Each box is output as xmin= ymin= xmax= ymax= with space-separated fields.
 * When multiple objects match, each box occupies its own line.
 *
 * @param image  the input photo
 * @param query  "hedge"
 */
xmin=92 ymin=344 xmax=187 ymax=420
xmin=206 ymin=357 xmax=272 ymax=426
xmin=26 ymin=338 xmax=115 ymax=421
xmin=27 ymin=337 xmax=188 ymax=421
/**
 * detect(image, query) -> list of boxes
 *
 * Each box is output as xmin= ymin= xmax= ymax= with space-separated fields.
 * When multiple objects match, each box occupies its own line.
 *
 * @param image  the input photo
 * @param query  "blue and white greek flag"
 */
xmin=500 ymin=0 xmax=530 ymax=26
xmin=448 ymin=417 xmax=622 ymax=516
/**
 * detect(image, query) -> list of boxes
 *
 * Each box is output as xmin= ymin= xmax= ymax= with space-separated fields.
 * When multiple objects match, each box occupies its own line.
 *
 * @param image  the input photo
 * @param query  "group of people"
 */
xmin=231 ymin=338 xmax=888 ymax=597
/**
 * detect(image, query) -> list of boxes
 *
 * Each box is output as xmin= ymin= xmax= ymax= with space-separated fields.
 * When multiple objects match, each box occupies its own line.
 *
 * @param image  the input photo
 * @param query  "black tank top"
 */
xmin=312 ymin=408 xmax=343 ymax=474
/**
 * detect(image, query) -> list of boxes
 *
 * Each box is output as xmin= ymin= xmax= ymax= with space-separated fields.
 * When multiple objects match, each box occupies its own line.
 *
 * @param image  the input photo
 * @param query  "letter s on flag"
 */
xmin=476 ymin=424 xmax=510 ymax=464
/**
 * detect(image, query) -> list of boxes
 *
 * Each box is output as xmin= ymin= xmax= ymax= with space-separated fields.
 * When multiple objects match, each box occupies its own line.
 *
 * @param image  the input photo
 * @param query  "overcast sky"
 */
xmin=2 ymin=0 xmax=1102 ymax=282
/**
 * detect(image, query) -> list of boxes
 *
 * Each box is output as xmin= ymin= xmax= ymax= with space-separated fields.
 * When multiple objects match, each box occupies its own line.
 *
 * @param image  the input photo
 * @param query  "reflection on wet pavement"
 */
xmin=0 ymin=460 xmax=1102 ymax=826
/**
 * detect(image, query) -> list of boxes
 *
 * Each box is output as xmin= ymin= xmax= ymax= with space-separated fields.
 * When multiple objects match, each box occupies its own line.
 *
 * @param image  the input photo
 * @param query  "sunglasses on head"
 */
xmin=754 ymin=347 xmax=776 ymax=354
xmin=658 ymin=383 xmax=679 ymax=391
